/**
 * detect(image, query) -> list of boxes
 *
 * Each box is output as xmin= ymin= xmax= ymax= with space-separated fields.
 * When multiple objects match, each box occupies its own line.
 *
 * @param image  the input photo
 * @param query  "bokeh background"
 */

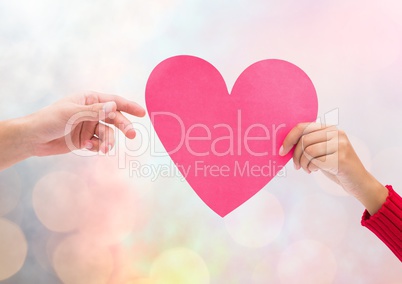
xmin=1 ymin=0 xmax=401 ymax=283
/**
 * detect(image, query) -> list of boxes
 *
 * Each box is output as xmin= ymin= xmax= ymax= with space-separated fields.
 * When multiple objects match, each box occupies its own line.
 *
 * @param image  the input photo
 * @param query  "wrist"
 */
xmin=12 ymin=116 xmax=36 ymax=157
xmin=22 ymin=114 xmax=40 ymax=155
xmin=354 ymin=171 xmax=389 ymax=215
xmin=0 ymin=116 xmax=35 ymax=170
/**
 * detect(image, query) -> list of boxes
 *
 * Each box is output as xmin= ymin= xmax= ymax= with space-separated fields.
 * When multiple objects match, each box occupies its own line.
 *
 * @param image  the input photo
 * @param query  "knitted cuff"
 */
xmin=361 ymin=185 xmax=402 ymax=262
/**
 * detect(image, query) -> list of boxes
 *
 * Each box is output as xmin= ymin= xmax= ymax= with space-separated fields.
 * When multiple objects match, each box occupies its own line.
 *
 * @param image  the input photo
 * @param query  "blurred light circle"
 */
xmin=224 ymin=190 xmax=284 ymax=248
xmin=0 ymin=218 xmax=28 ymax=280
xmin=288 ymin=193 xmax=349 ymax=246
xmin=52 ymin=234 xmax=113 ymax=284
xmin=0 ymin=167 xmax=22 ymax=216
xmin=79 ymin=178 xmax=143 ymax=246
xmin=32 ymin=171 xmax=90 ymax=232
xmin=277 ymin=239 xmax=337 ymax=284
xmin=150 ymin=248 xmax=209 ymax=284
xmin=106 ymin=240 xmax=155 ymax=283
xmin=46 ymin=233 xmax=66 ymax=273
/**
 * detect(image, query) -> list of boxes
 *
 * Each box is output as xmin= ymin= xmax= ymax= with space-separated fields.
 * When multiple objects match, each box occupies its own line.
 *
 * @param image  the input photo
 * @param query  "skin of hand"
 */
xmin=0 ymin=91 xmax=146 ymax=171
xmin=279 ymin=123 xmax=389 ymax=215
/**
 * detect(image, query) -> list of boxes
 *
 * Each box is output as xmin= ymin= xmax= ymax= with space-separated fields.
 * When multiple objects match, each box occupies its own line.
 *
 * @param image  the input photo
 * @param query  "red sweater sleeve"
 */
xmin=361 ymin=185 xmax=402 ymax=262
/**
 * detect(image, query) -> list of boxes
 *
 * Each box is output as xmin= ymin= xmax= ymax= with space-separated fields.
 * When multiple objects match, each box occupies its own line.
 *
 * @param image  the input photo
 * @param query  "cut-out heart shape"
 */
xmin=146 ymin=55 xmax=318 ymax=217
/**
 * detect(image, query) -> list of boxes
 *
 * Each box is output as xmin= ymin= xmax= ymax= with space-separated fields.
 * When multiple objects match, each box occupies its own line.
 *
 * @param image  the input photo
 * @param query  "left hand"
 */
xmin=26 ymin=91 xmax=146 ymax=156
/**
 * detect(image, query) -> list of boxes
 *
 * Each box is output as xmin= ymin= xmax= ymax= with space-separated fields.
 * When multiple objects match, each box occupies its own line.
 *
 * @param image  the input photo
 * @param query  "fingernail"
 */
xmin=279 ymin=146 xmax=284 ymax=156
xmin=127 ymin=129 xmax=136 ymax=138
xmin=84 ymin=142 xmax=93 ymax=150
xmin=294 ymin=162 xmax=298 ymax=170
xmin=103 ymin=102 xmax=115 ymax=113
xmin=108 ymin=144 xmax=113 ymax=152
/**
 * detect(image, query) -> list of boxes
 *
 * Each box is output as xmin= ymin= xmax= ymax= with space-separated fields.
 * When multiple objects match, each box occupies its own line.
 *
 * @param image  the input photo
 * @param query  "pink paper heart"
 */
xmin=146 ymin=55 xmax=318 ymax=217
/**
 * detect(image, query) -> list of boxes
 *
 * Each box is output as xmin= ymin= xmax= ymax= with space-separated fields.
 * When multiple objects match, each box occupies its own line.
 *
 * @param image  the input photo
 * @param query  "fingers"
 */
xmin=87 ymin=91 xmax=146 ymax=117
xmin=293 ymin=126 xmax=338 ymax=170
xmin=72 ymin=102 xmax=118 ymax=124
xmin=78 ymin=102 xmax=137 ymax=139
xmin=298 ymin=140 xmax=338 ymax=173
xmin=104 ymin=111 xmax=136 ymax=139
xmin=78 ymin=106 xmax=136 ymax=153
xmin=308 ymin=153 xmax=339 ymax=174
xmin=83 ymin=122 xmax=115 ymax=154
xmin=279 ymin=123 xmax=325 ymax=156
xmin=97 ymin=122 xmax=115 ymax=153
xmin=84 ymin=137 xmax=100 ymax=152
xmin=76 ymin=92 xmax=144 ymax=140
xmin=281 ymin=122 xmax=341 ymax=174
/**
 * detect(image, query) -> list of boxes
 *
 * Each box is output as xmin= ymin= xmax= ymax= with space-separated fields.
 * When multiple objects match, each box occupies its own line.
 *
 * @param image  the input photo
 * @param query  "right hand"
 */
xmin=279 ymin=123 xmax=388 ymax=214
